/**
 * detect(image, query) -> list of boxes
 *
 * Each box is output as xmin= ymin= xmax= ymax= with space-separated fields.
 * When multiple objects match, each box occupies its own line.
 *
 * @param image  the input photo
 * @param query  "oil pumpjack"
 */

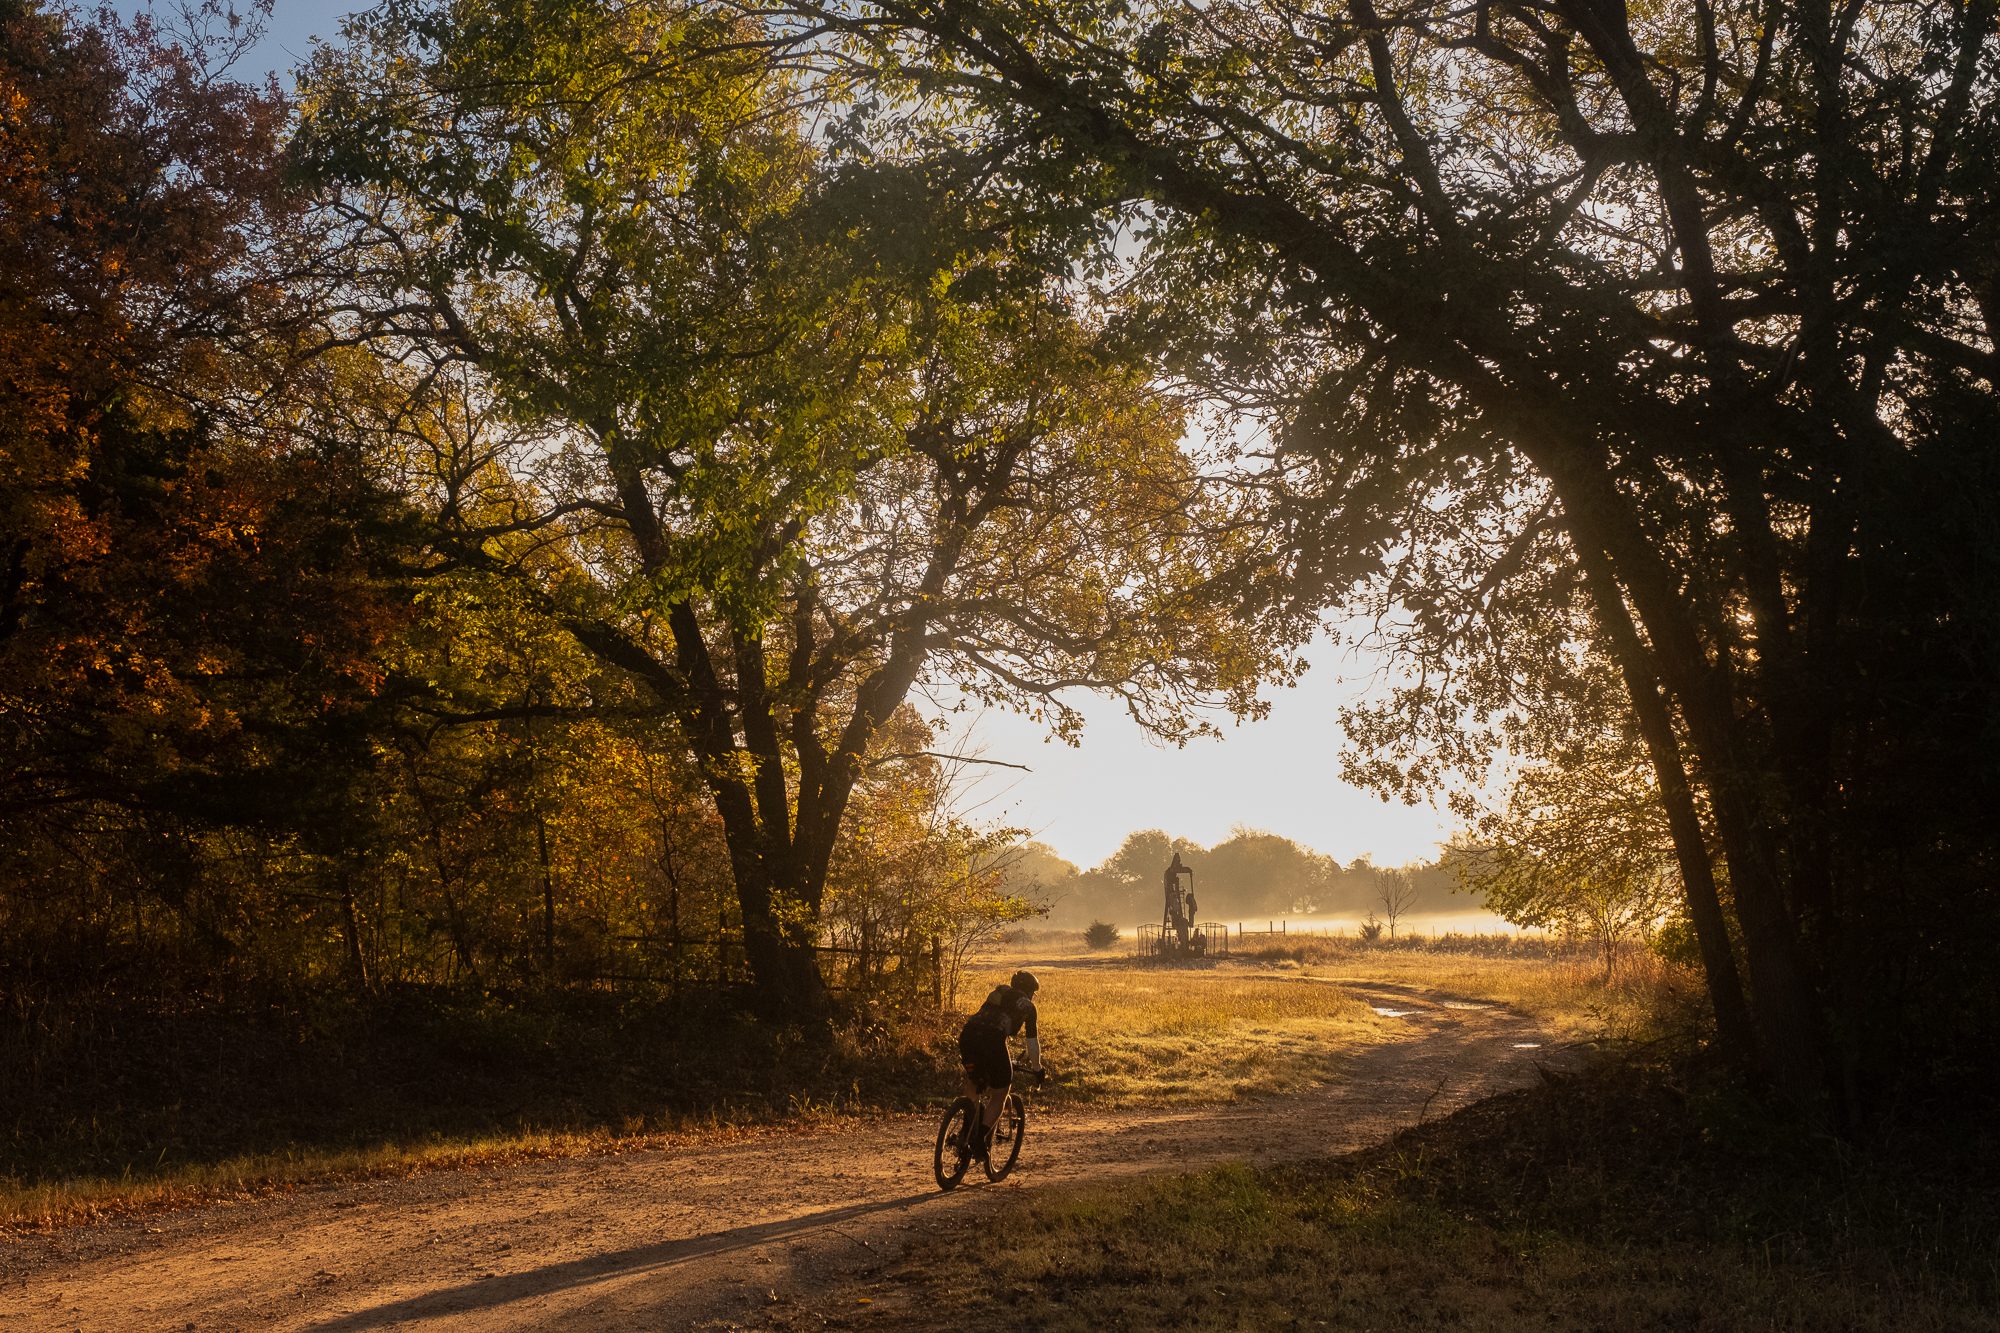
xmin=1160 ymin=852 xmax=1208 ymax=959
xmin=1138 ymin=852 xmax=1223 ymax=961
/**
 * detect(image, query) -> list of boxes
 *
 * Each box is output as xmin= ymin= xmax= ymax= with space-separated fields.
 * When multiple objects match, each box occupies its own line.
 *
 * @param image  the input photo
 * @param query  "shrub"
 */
xmin=1358 ymin=914 xmax=1384 ymax=944
xmin=1083 ymin=921 xmax=1121 ymax=950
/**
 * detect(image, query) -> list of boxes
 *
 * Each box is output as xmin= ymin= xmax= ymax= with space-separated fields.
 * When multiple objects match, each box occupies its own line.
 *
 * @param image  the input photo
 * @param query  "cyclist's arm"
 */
xmin=1020 ymin=1001 xmax=1043 ymax=1074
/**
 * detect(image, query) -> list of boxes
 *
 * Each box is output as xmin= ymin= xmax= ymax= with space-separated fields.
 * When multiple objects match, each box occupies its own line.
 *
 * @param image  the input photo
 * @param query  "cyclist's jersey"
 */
xmin=964 ymin=983 xmax=1037 ymax=1039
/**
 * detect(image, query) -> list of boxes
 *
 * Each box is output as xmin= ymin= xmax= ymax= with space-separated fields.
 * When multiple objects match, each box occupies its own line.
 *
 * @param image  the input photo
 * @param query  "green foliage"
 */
xmin=1082 ymin=920 xmax=1119 ymax=949
xmin=292 ymin=0 xmax=1303 ymax=1009
xmin=1460 ymin=725 xmax=1682 ymax=976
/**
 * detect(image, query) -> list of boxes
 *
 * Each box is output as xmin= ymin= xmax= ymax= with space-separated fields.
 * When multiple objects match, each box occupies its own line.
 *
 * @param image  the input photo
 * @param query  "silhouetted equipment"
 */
xmin=1136 ymin=853 xmax=1228 ymax=961
xmin=1164 ymin=852 xmax=1195 ymax=949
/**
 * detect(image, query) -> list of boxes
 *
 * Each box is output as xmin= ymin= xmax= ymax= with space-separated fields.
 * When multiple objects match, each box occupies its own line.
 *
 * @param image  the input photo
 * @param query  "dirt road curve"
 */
xmin=1 ymin=982 xmax=1564 ymax=1332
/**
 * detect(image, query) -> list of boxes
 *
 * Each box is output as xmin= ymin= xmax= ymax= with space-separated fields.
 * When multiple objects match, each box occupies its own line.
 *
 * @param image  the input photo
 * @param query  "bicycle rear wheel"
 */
xmin=983 ymin=1092 xmax=1026 ymax=1181
xmin=933 ymin=1097 xmax=978 ymax=1190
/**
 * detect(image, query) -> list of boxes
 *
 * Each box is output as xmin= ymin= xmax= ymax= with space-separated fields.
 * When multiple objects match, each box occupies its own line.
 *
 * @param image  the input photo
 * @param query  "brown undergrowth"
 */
xmin=0 ymin=987 xmax=958 ymax=1230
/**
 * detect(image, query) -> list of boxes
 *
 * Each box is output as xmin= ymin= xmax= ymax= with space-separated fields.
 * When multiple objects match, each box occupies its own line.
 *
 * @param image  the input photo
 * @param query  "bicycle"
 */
xmin=932 ymin=1071 xmax=1036 ymax=1190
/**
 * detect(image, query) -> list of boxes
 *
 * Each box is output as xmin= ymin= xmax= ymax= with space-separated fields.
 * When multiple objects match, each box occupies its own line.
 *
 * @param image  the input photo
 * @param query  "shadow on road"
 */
xmin=303 ymin=1187 xmax=938 ymax=1332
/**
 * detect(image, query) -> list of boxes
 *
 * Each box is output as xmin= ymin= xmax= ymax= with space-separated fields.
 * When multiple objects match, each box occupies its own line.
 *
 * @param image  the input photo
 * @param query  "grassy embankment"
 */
xmin=3 ymin=947 xmax=1397 ymax=1229
xmin=837 ymin=1057 xmax=2000 ymax=1331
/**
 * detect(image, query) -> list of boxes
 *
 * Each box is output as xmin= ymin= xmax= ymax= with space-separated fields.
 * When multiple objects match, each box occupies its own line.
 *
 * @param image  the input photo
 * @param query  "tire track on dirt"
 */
xmin=0 ymin=984 xmax=1566 ymax=1332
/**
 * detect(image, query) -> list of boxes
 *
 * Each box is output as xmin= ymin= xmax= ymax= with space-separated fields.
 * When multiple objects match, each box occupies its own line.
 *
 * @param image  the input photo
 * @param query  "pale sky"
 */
xmin=172 ymin=0 xmax=1462 ymax=873
xmin=928 ymin=627 xmax=1455 ymax=874
xmin=250 ymin=1 xmax=345 ymax=68
xmin=126 ymin=0 xmax=355 ymax=81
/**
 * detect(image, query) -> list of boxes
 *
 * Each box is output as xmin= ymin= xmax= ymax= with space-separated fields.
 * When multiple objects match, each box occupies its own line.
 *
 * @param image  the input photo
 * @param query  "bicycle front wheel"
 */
xmin=983 ymin=1092 xmax=1026 ymax=1181
xmin=933 ymin=1097 xmax=978 ymax=1190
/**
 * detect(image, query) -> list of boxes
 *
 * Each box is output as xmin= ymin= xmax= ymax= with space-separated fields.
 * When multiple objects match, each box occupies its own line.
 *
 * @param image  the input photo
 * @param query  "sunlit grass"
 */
xmin=1 ymin=1130 xmax=619 ymax=1233
xmin=956 ymin=963 xmax=1393 ymax=1106
xmin=1233 ymin=937 xmax=1702 ymax=1045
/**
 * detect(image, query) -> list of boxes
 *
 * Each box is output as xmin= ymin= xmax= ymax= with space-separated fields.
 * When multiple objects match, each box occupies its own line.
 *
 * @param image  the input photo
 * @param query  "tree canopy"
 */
xmin=294 ymin=0 xmax=1298 ymax=1006
xmin=807 ymin=0 xmax=2000 ymax=1108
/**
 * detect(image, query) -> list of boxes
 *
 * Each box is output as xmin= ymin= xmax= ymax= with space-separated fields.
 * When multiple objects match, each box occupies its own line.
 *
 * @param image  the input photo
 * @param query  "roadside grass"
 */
xmin=3 ymin=1126 xmax=678 ymax=1237
xmin=842 ymin=1058 xmax=2000 ymax=1332
xmin=957 ymin=963 xmax=1394 ymax=1106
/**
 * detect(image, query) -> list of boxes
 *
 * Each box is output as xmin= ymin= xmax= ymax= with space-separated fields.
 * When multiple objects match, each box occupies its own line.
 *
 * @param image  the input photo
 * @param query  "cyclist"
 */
xmin=956 ymin=969 xmax=1044 ymax=1158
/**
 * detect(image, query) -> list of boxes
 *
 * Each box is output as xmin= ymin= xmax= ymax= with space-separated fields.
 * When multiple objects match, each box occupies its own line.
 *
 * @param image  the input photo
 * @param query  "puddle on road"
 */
xmin=1370 ymin=1006 xmax=1413 ymax=1018
xmin=1512 ymin=1042 xmax=1542 ymax=1049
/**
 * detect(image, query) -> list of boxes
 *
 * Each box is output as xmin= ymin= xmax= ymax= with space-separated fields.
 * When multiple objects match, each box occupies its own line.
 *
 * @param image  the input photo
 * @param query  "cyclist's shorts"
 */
xmin=957 ymin=1023 xmax=1012 ymax=1091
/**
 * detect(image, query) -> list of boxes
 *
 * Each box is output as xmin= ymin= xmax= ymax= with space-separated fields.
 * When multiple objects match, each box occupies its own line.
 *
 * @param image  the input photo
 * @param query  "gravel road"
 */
xmin=1 ymin=981 xmax=1564 ymax=1331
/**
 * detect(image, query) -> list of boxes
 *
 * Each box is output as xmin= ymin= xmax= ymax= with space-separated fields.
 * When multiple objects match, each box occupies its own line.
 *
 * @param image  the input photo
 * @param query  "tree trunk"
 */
xmin=719 ymin=835 xmax=828 ymax=1015
xmin=1535 ymin=434 xmax=1827 ymax=1107
xmin=537 ymin=813 xmax=555 ymax=978
xmin=1576 ymin=536 xmax=1757 ymax=1063
xmin=339 ymin=872 xmax=372 ymax=997
xmin=655 ymin=603 xmax=831 ymax=1017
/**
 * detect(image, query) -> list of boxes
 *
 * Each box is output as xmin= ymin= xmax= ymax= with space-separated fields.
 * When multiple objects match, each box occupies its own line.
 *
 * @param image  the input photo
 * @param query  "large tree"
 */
xmin=299 ymin=0 xmax=1292 ymax=1009
xmin=818 ymin=0 xmax=2000 ymax=1105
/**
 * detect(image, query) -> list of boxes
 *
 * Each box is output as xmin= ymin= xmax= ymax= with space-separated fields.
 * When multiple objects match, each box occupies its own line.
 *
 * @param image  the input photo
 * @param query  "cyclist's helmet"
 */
xmin=1010 ymin=969 xmax=1040 ymax=996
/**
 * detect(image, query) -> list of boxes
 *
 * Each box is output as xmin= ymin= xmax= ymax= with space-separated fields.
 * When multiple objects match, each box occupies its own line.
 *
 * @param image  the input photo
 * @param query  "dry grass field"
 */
xmin=952 ymin=961 xmax=1394 ymax=1105
xmin=834 ymin=955 xmax=2000 ymax=1333
xmin=1235 ymin=939 xmax=1704 ymax=1045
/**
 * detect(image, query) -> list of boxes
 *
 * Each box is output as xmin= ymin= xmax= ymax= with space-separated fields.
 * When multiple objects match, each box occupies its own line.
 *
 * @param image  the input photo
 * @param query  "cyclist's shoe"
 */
xmin=974 ymin=1125 xmax=993 ymax=1159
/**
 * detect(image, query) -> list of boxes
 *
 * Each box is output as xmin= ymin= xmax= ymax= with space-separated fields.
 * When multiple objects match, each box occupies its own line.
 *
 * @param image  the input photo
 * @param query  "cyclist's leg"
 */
xmin=958 ymin=1064 xmax=986 ymax=1154
xmin=981 ymin=1081 xmax=1008 ymax=1141
xmin=963 ymin=1028 xmax=1010 ymax=1155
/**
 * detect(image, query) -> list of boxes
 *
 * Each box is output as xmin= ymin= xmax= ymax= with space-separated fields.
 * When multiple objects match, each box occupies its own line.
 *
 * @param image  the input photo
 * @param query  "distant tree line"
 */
xmin=1001 ymin=829 xmax=1465 ymax=930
